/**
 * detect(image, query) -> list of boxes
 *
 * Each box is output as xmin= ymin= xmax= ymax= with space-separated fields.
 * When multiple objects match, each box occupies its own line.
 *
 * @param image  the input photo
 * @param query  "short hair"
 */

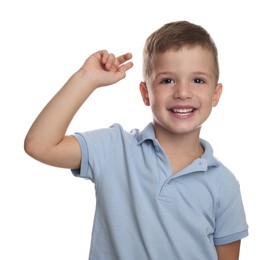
xmin=143 ymin=21 xmax=219 ymax=82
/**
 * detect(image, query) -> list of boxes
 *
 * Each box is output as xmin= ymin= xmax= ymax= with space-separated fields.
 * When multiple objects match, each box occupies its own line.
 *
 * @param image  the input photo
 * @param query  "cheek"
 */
xmin=198 ymin=93 xmax=215 ymax=110
xmin=202 ymin=90 xmax=216 ymax=103
xmin=149 ymin=90 xmax=165 ymax=106
xmin=152 ymin=95 xmax=171 ymax=113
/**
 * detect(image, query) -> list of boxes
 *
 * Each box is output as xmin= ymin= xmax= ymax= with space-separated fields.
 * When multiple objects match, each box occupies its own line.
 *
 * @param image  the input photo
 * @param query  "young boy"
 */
xmin=24 ymin=21 xmax=248 ymax=259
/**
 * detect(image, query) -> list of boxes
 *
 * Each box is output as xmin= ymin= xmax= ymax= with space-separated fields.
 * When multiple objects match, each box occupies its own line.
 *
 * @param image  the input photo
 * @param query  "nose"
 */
xmin=173 ymin=82 xmax=193 ymax=100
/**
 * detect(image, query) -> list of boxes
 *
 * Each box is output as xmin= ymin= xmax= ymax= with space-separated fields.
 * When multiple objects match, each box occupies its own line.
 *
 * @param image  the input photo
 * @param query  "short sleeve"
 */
xmin=71 ymin=124 xmax=125 ymax=182
xmin=71 ymin=133 xmax=93 ymax=180
xmin=214 ymin=171 xmax=248 ymax=245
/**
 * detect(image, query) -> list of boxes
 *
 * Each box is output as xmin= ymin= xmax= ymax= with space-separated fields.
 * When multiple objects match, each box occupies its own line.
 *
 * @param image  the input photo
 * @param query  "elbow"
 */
xmin=24 ymin=134 xmax=45 ymax=161
xmin=24 ymin=134 xmax=58 ymax=166
xmin=24 ymin=135 xmax=37 ymax=158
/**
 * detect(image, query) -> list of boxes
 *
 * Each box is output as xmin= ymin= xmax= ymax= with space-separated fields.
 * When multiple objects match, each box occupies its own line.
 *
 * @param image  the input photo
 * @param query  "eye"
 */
xmin=193 ymin=78 xmax=206 ymax=84
xmin=160 ymin=78 xmax=175 ymax=84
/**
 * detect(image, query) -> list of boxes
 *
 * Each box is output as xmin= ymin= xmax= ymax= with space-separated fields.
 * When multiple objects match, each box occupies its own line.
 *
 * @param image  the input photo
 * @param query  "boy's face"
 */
xmin=140 ymin=46 xmax=222 ymax=138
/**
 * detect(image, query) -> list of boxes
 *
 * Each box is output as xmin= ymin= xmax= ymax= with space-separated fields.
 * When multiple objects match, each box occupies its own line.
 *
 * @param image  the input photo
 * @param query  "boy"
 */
xmin=24 ymin=21 xmax=248 ymax=259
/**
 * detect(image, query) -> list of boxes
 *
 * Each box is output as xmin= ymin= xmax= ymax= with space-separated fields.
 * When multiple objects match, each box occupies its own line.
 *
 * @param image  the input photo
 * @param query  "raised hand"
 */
xmin=80 ymin=50 xmax=134 ymax=88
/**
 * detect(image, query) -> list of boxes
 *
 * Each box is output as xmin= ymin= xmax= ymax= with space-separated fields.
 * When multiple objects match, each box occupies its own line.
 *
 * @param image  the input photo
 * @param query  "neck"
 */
xmin=153 ymin=124 xmax=204 ymax=174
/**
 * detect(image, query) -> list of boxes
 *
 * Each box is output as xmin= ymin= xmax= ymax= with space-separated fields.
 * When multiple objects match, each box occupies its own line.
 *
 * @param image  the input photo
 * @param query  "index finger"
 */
xmin=114 ymin=53 xmax=133 ymax=67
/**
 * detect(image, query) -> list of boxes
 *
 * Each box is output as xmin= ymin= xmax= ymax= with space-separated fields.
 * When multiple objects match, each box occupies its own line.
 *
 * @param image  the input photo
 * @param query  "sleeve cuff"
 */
xmin=71 ymin=133 xmax=93 ymax=181
xmin=214 ymin=230 xmax=249 ymax=245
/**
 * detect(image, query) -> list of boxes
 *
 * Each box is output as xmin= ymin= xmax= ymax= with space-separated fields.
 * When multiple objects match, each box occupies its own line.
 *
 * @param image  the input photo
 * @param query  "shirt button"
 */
xmin=155 ymin=146 xmax=160 ymax=153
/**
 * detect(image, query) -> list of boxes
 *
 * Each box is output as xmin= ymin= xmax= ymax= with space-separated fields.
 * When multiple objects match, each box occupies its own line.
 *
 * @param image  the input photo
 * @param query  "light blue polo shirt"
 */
xmin=72 ymin=123 xmax=248 ymax=260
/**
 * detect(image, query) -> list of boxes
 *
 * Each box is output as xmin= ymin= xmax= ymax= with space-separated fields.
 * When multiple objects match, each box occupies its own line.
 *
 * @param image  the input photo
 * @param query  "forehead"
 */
xmin=155 ymin=46 xmax=213 ymax=68
xmin=152 ymin=46 xmax=217 ymax=78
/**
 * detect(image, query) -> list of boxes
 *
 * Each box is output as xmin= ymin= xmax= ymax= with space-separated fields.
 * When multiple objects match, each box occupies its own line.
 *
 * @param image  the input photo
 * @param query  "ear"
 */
xmin=212 ymin=83 xmax=223 ymax=107
xmin=139 ymin=81 xmax=150 ymax=106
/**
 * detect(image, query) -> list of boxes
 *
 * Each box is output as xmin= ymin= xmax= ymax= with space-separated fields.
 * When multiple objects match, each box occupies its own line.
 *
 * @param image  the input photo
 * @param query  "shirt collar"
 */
xmin=199 ymin=139 xmax=220 ymax=168
xmin=137 ymin=122 xmax=156 ymax=144
xmin=137 ymin=123 xmax=220 ymax=168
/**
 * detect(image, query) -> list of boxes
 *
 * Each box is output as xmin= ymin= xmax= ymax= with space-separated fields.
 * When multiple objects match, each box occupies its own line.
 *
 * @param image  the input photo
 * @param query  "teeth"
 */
xmin=172 ymin=108 xmax=194 ymax=114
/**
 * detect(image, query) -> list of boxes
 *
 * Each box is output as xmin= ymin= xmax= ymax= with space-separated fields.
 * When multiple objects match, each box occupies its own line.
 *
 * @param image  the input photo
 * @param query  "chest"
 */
xmin=99 ymin=143 xmax=217 ymax=223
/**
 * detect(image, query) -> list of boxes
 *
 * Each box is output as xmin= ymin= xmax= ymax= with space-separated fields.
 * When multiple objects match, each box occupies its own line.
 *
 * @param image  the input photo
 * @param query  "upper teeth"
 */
xmin=172 ymin=108 xmax=194 ymax=114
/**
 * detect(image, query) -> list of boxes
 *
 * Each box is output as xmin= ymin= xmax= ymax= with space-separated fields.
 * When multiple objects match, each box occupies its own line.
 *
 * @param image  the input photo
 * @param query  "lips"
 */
xmin=171 ymin=108 xmax=195 ymax=115
xmin=169 ymin=106 xmax=196 ymax=118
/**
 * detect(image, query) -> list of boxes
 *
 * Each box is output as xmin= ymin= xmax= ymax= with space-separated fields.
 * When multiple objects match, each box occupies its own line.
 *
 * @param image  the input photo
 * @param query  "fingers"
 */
xmin=100 ymin=51 xmax=133 ymax=72
xmin=117 ymin=61 xmax=133 ymax=73
xmin=116 ymin=52 xmax=133 ymax=65
xmin=104 ymin=53 xmax=117 ymax=71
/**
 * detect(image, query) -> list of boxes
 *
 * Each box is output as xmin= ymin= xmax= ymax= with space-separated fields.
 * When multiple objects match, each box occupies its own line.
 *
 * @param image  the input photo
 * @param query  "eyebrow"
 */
xmin=155 ymin=71 xmax=212 ymax=78
xmin=154 ymin=71 xmax=175 ymax=77
xmin=192 ymin=71 xmax=212 ymax=77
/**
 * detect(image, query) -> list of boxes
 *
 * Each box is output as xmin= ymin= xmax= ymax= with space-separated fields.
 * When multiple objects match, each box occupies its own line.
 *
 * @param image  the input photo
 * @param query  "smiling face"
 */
xmin=140 ymin=46 xmax=222 ymax=139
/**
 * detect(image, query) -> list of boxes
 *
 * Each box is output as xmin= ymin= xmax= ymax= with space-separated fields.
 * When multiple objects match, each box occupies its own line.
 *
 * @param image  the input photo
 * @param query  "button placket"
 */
xmin=154 ymin=146 xmax=160 ymax=153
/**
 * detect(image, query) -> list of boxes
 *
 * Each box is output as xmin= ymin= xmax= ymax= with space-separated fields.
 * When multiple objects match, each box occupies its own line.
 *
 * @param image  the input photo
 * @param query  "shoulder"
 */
xmin=201 ymin=139 xmax=239 ymax=184
xmin=79 ymin=123 xmax=128 ymax=137
xmin=201 ymin=139 xmax=241 ymax=198
xmin=207 ymin=157 xmax=243 ymax=218
xmin=213 ymin=159 xmax=240 ymax=192
xmin=73 ymin=123 xmax=145 ymax=153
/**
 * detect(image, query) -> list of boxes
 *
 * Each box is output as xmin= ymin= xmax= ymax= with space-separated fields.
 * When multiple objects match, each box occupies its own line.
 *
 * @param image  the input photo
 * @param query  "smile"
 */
xmin=171 ymin=108 xmax=195 ymax=115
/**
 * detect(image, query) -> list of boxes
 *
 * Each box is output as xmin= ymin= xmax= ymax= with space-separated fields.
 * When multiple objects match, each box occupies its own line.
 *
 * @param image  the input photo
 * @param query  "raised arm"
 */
xmin=24 ymin=50 xmax=133 ymax=169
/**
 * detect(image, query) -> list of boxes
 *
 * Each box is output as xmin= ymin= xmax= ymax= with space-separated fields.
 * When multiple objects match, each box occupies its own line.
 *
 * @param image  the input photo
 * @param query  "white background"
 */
xmin=1 ymin=0 xmax=271 ymax=259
